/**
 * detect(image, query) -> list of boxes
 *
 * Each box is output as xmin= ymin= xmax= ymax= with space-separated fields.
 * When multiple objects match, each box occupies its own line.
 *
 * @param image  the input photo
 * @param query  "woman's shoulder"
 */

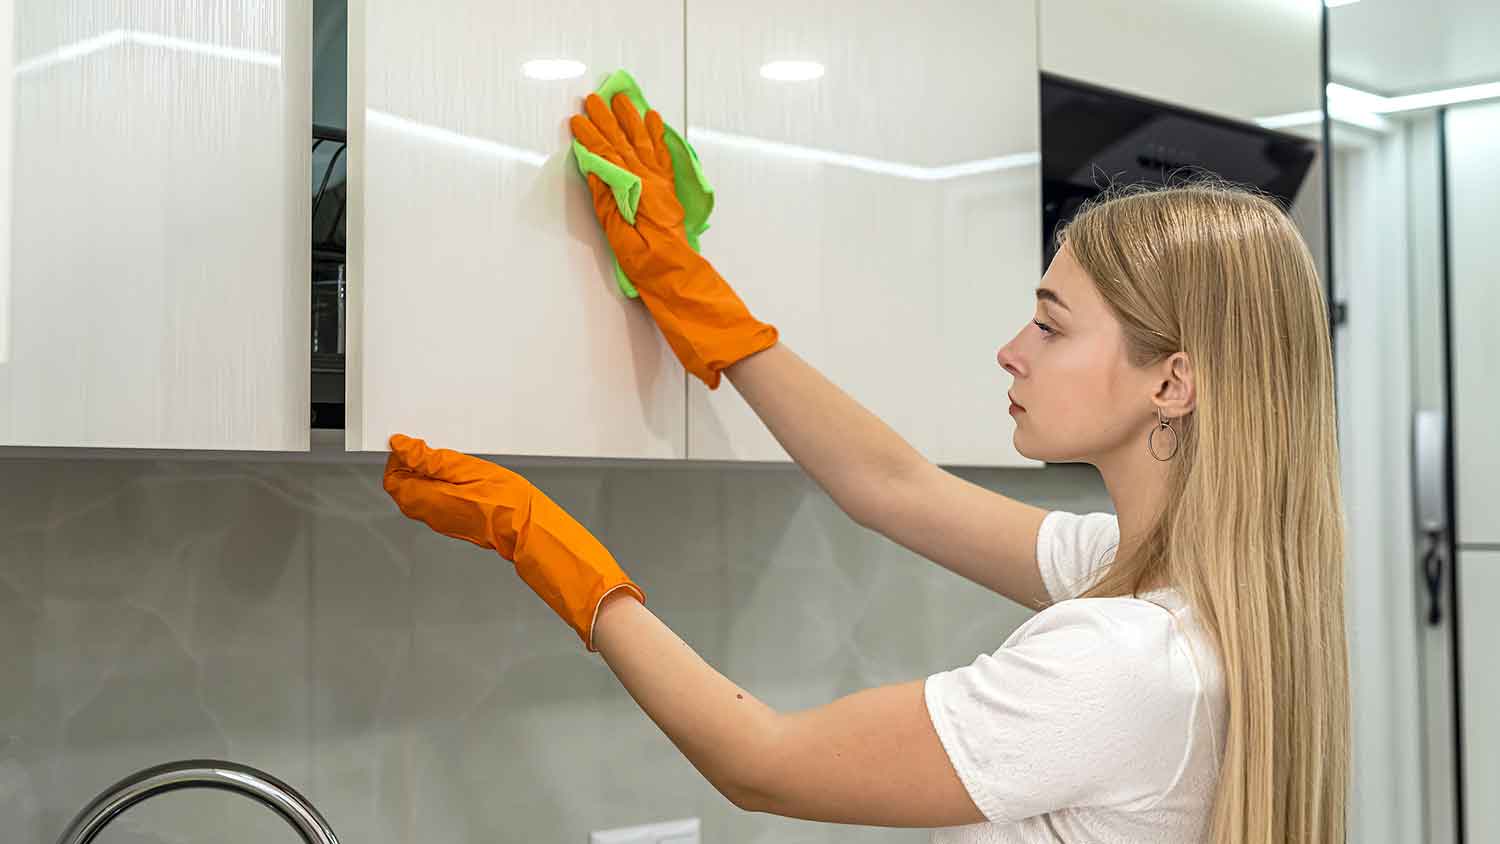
xmin=1019 ymin=593 xmax=1221 ymax=695
xmin=1023 ymin=590 xmax=1179 ymax=644
xmin=1036 ymin=509 xmax=1120 ymax=601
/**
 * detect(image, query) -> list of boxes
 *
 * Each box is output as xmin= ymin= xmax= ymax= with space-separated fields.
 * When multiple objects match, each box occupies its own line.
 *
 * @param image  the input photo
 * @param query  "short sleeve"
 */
xmin=1035 ymin=510 xmax=1120 ymax=602
xmin=922 ymin=601 xmax=1192 ymax=824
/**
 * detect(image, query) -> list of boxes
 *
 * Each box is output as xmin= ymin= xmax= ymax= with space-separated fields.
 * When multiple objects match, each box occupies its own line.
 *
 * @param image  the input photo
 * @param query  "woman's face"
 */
xmin=997 ymin=241 xmax=1153 ymax=464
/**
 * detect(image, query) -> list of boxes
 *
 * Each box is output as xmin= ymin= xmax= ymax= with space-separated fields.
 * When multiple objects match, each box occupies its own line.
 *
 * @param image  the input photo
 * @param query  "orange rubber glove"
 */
xmin=569 ymin=92 xmax=779 ymax=390
xmin=382 ymin=434 xmax=646 ymax=653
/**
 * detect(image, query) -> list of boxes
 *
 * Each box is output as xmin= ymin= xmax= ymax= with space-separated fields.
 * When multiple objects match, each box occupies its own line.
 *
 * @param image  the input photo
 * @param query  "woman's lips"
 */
xmin=1008 ymin=394 xmax=1025 ymax=414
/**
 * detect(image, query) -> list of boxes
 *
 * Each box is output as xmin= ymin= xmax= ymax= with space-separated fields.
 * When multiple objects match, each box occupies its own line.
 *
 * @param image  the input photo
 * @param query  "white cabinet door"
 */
xmin=685 ymin=0 xmax=1042 ymax=468
xmin=0 ymin=0 xmax=311 ymax=450
xmin=1447 ymin=101 xmax=1500 ymax=546
xmin=346 ymin=0 xmax=687 ymax=458
xmin=1040 ymin=0 xmax=1321 ymax=123
xmin=1459 ymin=551 xmax=1500 ymax=843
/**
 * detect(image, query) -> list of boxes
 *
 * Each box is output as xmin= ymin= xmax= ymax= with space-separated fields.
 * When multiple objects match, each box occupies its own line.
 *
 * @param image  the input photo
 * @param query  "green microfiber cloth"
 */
xmin=571 ymin=69 xmax=714 ymax=299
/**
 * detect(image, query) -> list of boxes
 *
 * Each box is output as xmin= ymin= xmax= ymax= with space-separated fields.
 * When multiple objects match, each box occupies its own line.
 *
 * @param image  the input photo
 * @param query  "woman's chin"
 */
xmin=1011 ymin=430 xmax=1038 ymax=461
xmin=1012 ymin=429 xmax=1071 ymax=464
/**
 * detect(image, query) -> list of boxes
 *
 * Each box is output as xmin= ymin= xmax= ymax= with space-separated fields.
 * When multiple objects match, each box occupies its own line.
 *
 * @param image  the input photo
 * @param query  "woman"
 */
xmin=381 ymin=92 xmax=1349 ymax=842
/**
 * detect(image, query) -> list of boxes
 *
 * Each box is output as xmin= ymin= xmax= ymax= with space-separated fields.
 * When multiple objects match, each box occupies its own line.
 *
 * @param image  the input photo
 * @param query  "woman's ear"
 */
xmin=1155 ymin=352 xmax=1196 ymax=417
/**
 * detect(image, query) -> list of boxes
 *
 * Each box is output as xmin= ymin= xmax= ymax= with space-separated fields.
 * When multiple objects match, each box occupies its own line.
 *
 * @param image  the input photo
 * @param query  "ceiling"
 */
xmin=1330 ymin=0 xmax=1500 ymax=95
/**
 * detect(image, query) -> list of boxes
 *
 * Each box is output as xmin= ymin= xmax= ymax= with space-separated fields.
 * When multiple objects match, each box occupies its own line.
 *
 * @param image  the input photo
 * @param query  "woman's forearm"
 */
xmin=725 ymin=343 xmax=927 ymax=526
xmin=591 ymin=590 xmax=778 ymax=808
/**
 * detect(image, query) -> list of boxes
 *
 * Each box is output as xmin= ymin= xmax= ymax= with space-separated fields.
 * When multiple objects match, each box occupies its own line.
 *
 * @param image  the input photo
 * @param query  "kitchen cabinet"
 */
xmin=684 ymin=0 xmax=1042 ymax=467
xmin=344 ymin=0 xmax=688 ymax=457
xmin=1446 ymin=100 xmax=1500 ymax=546
xmin=1040 ymin=0 xmax=1322 ymax=124
xmin=0 ymin=0 xmax=312 ymax=450
xmin=1459 ymin=551 xmax=1500 ymax=842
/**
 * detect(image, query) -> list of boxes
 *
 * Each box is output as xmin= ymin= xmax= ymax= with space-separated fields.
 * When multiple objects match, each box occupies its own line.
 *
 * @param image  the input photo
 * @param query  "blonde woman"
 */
xmin=382 ymin=92 xmax=1349 ymax=842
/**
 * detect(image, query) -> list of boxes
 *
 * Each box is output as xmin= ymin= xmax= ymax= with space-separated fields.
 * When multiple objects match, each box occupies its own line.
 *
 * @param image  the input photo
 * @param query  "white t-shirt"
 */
xmin=923 ymin=510 xmax=1226 ymax=843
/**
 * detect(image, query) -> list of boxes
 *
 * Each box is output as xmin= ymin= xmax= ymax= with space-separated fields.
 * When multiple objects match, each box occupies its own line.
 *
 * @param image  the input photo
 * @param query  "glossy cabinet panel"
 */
xmin=1041 ymin=0 xmax=1322 ymax=123
xmin=1459 ymin=551 xmax=1500 ymax=842
xmin=346 ymin=0 xmax=687 ymax=458
xmin=1447 ymin=101 xmax=1500 ymax=545
xmin=685 ymin=0 xmax=1041 ymax=467
xmin=0 ymin=0 xmax=311 ymax=449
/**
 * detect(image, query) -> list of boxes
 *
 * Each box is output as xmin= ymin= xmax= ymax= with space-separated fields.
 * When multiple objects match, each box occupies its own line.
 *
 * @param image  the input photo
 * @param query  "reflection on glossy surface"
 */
xmin=347 ymin=0 xmax=687 ymax=457
xmin=366 ymin=108 xmax=549 ymax=166
xmin=758 ymin=60 xmax=824 ymax=81
xmin=690 ymin=127 xmax=1037 ymax=181
xmin=686 ymin=0 xmax=1041 ymax=468
xmin=1 ymin=0 xmax=310 ymax=449
xmin=521 ymin=58 xmax=587 ymax=81
xmin=14 ymin=29 xmax=281 ymax=76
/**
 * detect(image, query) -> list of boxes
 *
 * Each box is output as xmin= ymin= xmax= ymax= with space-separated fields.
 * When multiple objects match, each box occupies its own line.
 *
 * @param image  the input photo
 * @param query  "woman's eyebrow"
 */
xmin=1036 ymin=288 xmax=1070 ymax=311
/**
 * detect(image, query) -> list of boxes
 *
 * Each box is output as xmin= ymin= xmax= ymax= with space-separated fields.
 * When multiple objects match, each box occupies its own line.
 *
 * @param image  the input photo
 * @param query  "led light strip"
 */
xmin=1332 ymin=80 xmax=1500 ymax=114
xmin=1260 ymin=79 xmax=1500 ymax=131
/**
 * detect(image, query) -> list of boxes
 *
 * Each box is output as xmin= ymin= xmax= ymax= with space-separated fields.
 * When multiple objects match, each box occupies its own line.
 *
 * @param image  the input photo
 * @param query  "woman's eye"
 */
xmin=1033 ymin=319 xmax=1055 ymax=336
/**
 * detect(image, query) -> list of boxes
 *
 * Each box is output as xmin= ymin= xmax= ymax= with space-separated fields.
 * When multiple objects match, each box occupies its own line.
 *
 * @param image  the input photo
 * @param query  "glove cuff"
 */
xmin=585 ymin=581 xmax=648 ymax=653
xmin=508 ymin=488 xmax=648 ymax=653
xmin=636 ymin=259 xmax=780 ymax=389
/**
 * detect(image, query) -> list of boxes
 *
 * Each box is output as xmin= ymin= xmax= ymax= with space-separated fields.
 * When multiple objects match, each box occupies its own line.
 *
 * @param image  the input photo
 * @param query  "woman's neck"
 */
xmin=1095 ymin=440 xmax=1173 ymax=585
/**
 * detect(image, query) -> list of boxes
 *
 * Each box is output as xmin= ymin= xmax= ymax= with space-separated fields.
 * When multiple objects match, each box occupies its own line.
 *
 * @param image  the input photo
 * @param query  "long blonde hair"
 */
xmin=1059 ymin=178 xmax=1348 ymax=843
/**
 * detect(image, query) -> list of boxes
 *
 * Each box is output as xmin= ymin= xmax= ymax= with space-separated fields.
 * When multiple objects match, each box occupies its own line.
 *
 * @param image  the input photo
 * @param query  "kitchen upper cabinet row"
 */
xmin=346 ymin=0 xmax=1040 ymax=468
xmin=1 ymin=0 xmax=1322 ymax=465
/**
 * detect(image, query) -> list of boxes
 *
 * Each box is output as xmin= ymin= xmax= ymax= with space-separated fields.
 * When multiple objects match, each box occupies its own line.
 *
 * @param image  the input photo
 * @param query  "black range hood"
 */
xmin=1041 ymin=72 xmax=1318 ymax=267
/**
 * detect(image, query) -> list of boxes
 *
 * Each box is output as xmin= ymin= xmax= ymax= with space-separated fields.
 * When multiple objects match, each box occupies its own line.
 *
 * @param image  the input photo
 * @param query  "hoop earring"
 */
xmin=1149 ymin=408 xmax=1179 ymax=462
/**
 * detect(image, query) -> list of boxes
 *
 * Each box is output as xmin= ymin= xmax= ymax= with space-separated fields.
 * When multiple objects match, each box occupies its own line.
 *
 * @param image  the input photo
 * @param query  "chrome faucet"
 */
xmin=55 ymin=759 xmax=340 ymax=844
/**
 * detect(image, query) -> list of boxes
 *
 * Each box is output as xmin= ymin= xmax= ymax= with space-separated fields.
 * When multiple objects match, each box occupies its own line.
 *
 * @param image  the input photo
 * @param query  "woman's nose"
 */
xmin=997 ymin=335 xmax=1024 ymax=378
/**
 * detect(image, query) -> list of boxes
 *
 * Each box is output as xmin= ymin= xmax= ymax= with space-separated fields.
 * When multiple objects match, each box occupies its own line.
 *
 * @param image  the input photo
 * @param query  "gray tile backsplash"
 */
xmin=0 ymin=457 xmax=1108 ymax=843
